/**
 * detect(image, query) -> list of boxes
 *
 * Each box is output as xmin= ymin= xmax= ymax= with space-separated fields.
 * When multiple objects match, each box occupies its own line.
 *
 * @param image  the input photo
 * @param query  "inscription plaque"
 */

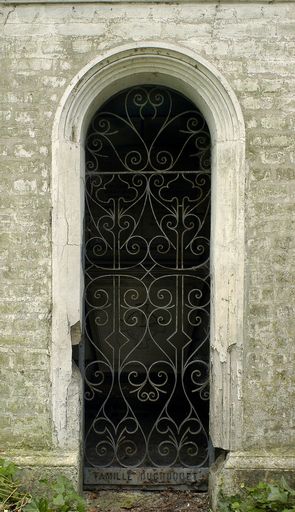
xmin=85 ymin=467 xmax=208 ymax=490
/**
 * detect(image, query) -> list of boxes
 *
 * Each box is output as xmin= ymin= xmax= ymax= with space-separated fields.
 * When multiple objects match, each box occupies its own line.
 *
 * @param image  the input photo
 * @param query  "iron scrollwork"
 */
xmin=83 ymin=86 xmax=211 ymax=472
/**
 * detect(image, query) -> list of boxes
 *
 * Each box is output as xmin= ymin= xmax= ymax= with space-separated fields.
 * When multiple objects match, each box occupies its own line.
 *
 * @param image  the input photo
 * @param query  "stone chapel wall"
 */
xmin=0 ymin=0 xmax=294 ymax=493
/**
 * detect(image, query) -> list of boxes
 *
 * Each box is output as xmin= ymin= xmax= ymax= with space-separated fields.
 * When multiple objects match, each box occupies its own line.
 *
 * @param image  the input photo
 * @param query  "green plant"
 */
xmin=32 ymin=476 xmax=85 ymax=512
xmin=219 ymin=479 xmax=295 ymax=512
xmin=0 ymin=458 xmax=32 ymax=511
xmin=0 ymin=459 xmax=85 ymax=512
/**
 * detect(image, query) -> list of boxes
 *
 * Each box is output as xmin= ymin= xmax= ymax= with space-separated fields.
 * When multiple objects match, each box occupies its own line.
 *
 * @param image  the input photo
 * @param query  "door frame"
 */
xmin=51 ymin=42 xmax=245 ymax=468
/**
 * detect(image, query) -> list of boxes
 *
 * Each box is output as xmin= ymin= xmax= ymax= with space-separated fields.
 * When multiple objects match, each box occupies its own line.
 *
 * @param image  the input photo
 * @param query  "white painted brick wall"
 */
xmin=0 ymin=1 xmax=294 ymax=452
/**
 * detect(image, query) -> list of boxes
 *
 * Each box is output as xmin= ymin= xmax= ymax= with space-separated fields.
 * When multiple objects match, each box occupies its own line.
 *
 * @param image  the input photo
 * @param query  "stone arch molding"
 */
xmin=51 ymin=42 xmax=245 ymax=455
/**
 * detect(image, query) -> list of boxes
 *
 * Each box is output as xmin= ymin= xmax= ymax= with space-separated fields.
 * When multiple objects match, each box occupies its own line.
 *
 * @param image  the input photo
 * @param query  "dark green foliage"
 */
xmin=30 ymin=476 xmax=85 ymax=512
xmin=219 ymin=479 xmax=295 ymax=512
xmin=0 ymin=458 xmax=32 ymax=511
xmin=0 ymin=459 xmax=85 ymax=512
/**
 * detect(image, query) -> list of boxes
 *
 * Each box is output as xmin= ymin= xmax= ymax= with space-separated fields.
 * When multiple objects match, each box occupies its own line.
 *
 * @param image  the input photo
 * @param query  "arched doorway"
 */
xmin=51 ymin=44 xmax=245 ymax=492
xmin=82 ymin=85 xmax=212 ymax=488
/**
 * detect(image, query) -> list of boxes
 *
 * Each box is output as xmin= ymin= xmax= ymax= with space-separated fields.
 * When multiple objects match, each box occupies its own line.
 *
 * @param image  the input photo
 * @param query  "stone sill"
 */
xmin=0 ymin=450 xmax=80 ymax=468
xmin=0 ymin=0 xmax=292 ymax=4
xmin=225 ymin=451 xmax=295 ymax=470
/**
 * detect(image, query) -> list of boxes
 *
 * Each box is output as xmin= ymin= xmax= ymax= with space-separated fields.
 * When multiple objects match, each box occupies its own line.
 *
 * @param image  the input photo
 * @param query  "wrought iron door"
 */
xmin=82 ymin=86 xmax=211 ymax=488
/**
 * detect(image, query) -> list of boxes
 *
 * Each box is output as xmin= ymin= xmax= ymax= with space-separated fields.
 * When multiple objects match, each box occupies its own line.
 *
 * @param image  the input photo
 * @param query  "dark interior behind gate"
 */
xmin=81 ymin=85 xmax=212 ymax=488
